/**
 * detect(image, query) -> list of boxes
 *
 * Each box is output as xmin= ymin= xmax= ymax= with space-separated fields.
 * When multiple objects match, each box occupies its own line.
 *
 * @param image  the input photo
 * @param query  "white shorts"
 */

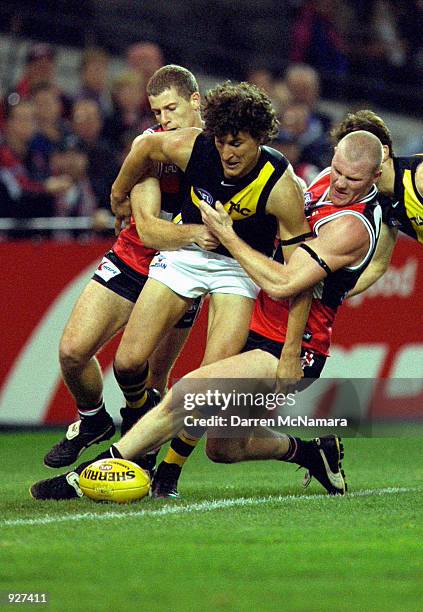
xmin=148 ymin=245 xmax=260 ymax=299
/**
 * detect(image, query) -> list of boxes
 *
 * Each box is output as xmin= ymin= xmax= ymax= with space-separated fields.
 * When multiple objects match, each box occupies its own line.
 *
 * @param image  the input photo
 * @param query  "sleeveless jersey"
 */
xmin=250 ymin=168 xmax=382 ymax=356
xmin=113 ymin=125 xmax=184 ymax=275
xmin=382 ymin=155 xmax=423 ymax=244
xmin=182 ymin=132 xmax=289 ymax=258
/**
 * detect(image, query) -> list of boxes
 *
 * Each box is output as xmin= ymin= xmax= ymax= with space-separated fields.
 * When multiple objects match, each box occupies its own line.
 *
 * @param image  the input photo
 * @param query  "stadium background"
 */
xmin=0 ymin=0 xmax=422 ymax=426
xmin=1 ymin=4 xmax=423 ymax=612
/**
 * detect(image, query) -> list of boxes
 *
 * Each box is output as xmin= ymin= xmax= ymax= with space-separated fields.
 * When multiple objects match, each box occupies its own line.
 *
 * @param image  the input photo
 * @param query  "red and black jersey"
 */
xmin=250 ymin=168 xmax=382 ymax=356
xmin=113 ymin=125 xmax=184 ymax=275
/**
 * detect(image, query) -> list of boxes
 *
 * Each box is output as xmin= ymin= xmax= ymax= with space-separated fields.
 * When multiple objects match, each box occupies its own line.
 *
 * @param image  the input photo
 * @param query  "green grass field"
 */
xmin=1 ymin=430 xmax=423 ymax=611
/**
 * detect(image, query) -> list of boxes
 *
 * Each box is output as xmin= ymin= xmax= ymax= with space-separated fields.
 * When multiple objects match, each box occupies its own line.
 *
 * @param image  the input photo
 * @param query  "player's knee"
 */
xmin=113 ymin=352 xmax=147 ymax=379
xmin=59 ymin=335 xmax=90 ymax=372
xmin=205 ymin=439 xmax=238 ymax=464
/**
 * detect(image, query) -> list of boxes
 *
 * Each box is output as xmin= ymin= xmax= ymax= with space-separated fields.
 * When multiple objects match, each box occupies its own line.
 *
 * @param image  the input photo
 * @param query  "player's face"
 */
xmin=330 ymin=149 xmax=377 ymax=206
xmin=215 ymin=132 xmax=261 ymax=179
xmin=148 ymin=87 xmax=200 ymax=130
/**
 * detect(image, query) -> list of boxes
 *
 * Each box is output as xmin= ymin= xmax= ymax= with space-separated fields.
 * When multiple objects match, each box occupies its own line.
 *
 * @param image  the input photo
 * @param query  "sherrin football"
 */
xmin=79 ymin=458 xmax=150 ymax=503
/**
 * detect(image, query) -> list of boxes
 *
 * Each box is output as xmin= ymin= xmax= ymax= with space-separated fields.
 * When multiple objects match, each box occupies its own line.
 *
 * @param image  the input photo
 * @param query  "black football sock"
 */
xmin=280 ymin=435 xmax=314 ymax=466
xmin=114 ymin=362 xmax=152 ymax=413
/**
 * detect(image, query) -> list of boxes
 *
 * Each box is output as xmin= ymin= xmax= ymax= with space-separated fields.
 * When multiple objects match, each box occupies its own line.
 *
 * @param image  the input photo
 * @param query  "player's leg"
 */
xmin=30 ymin=347 xmax=344 ymax=499
xmin=59 ymin=280 xmax=133 ymax=405
xmin=113 ymin=278 xmax=193 ymax=432
xmin=44 ymin=279 xmax=135 ymax=468
xmin=116 ymin=349 xmax=276 ymax=457
xmin=115 ymin=251 xmax=205 ymax=484
xmin=126 ymin=303 xmax=199 ymax=478
xmin=30 ymin=350 xmax=273 ymax=500
xmin=155 ymin=293 xmax=255 ymax=496
xmin=148 ymin=298 xmax=202 ymax=394
xmin=202 ymin=293 xmax=255 ymax=364
xmin=204 ymin=346 xmax=346 ymax=495
xmin=205 ymin=430 xmax=346 ymax=495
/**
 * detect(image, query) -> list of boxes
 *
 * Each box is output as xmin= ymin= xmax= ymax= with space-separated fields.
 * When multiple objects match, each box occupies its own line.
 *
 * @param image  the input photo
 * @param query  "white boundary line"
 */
xmin=2 ymin=487 xmax=420 ymax=528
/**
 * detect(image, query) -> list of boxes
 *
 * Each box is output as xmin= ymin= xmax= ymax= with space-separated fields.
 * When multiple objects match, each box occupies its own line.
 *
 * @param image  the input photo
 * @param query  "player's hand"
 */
xmin=111 ymin=198 xmax=132 ymax=236
xmin=275 ymin=354 xmax=304 ymax=395
xmin=110 ymin=188 xmax=131 ymax=213
xmin=194 ymin=225 xmax=220 ymax=250
xmin=200 ymin=201 xmax=233 ymax=241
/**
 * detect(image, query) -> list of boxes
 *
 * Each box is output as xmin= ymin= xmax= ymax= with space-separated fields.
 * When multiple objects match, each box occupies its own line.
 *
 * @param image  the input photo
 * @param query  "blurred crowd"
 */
xmin=1 ymin=0 xmax=422 ymax=240
xmin=0 ymin=39 xmax=337 ymax=239
xmin=0 ymin=41 xmax=164 ymax=238
xmin=287 ymin=0 xmax=423 ymax=86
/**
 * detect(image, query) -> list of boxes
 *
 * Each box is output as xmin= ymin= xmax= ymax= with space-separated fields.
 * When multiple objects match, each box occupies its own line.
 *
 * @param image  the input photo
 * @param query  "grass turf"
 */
xmin=1 ymin=431 xmax=422 ymax=611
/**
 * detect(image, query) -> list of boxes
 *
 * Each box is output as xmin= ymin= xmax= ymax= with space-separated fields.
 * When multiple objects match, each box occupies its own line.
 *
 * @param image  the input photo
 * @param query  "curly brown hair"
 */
xmin=331 ymin=109 xmax=394 ymax=157
xmin=203 ymin=81 xmax=279 ymax=144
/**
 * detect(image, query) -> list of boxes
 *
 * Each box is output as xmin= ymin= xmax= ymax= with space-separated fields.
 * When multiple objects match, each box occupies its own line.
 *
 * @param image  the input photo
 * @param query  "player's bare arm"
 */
xmin=131 ymin=178 xmax=220 ymax=251
xmin=266 ymin=166 xmax=311 ymax=244
xmin=111 ymin=128 xmax=202 ymax=210
xmin=348 ymin=222 xmax=397 ymax=297
xmin=265 ymin=168 xmax=313 ymax=390
xmin=201 ymin=204 xmax=370 ymax=298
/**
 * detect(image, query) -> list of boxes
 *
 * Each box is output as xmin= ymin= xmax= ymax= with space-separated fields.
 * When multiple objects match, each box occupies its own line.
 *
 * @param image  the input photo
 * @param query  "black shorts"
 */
xmin=243 ymin=330 xmax=326 ymax=379
xmin=92 ymin=250 xmax=201 ymax=329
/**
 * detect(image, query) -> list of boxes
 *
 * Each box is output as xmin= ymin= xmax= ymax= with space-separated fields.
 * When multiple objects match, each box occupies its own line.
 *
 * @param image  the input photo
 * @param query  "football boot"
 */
xmin=30 ymin=460 xmax=91 ymax=500
xmin=300 ymin=435 xmax=346 ymax=496
xmin=44 ymin=412 xmax=115 ymax=468
xmin=151 ymin=462 xmax=181 ymax=499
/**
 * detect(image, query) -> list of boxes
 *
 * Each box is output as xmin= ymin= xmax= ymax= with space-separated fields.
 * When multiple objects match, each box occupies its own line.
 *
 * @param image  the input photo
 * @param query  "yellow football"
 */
xmin=79 ymin=458 xmax=150 ymax=503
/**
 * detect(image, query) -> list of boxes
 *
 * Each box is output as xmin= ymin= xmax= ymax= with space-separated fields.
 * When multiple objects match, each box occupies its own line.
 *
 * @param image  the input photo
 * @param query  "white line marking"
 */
xmin=2 ymin=487 xmax=420 ymax=528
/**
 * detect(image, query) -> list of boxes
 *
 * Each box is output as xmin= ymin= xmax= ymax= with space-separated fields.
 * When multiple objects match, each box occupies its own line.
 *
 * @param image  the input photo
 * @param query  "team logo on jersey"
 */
xmin=163 ymin=164 xmax=178 ymax=174
xmin=227 ymin=199 xmax=250 ymax=217
xmin=194 ymin=187 xmax=214 ymax=206
xmin=95 ymin=257 xmax=121 ymax=282
xmin=150 ymin=254 xmax=167 ymax=270
xmin=301 ymin=351 xmax=315 ymax=369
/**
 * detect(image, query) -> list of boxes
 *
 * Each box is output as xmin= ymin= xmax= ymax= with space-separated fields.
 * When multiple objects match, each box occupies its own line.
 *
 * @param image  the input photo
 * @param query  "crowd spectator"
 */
xmin=126 ymin=41 xmax=164 ymax=128
xmin=289 ymin=0 xmax=350 ymax=78
xmin=51 ymin=145 xmax=101 ymax=234
xmin=272 ymin=130 xmax=320 ymax=186
xmin=0 ymin=100 xmax=72 ymax=228
xmin=29 ymin=83 xmax=72 ymax=181
xmin=284 ymin=63 xmax=332 ymax=132
xmin=126 ymin=42 xmax=164 ymax=85
xmin=103 ymin=72 xmax=145 ymax=162
xmin=75 ymin=48 xmax=113 ymax=119
xmin=246 ymin=67 xmax=289 ymax=118
xmin=67 ymin=99 xmax=118 ymax=214
xmin=274 ymin=101 xmax=327 ymax=181
xmin=13 ymin=43 xmax=72 ymax=117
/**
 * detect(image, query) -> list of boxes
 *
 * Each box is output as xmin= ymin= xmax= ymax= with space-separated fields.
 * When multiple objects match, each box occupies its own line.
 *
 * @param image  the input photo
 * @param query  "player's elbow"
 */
xmin=135 ymin=222 xmax=156 ymax=248
xmin=132 ymin=133 xmax=151 ymax=152
xmin=266 ymin=277 xmax=294 ymax=300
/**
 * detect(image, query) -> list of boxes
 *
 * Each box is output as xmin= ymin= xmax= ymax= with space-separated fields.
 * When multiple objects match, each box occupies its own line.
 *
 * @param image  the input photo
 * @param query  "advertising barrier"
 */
xmin=0 ymin=237 xmax=421 ymax=425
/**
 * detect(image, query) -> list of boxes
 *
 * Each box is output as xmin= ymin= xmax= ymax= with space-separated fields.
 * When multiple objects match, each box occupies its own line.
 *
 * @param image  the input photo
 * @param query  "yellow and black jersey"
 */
xmin=383 ymin=155 xmax=423 ymax=244
xmin=181 ymin=132 xmax=289 ymax=258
